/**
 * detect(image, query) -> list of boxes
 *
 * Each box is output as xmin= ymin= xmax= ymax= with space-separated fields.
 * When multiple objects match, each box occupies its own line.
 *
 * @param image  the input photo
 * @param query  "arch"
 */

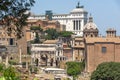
xmin=10 ymin=57 xmax=13 ymax=60
xmin=56 ymin=59 xmax=59 ymax=67
xmin=50 ymin=58 xmax=54 ymax=66
xmin=40 ymin=54 xmax=48 ymax=66
xmin=85 ymin=34 xmax=87 ymax=37
xmin=35 ymin=58 xmax=39 ymax=66
xmin=91 ymin=34 xmax=93 ymax=37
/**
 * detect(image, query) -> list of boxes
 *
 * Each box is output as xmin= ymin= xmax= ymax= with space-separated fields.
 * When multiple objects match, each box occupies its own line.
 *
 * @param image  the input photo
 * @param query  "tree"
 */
xmin=0 ymin=0 xmax=35 ymax=38
xmin=66 ymin=61 xmax=85 ymax=80
xmin=0 ymin=63 xmax=5 ymax=76
xmin=30 ymin=26 xmax=43 ymax=43
xmin=59 ymin=31 xmax=73 ymax=47
xmin=91 ymin=62 xmax=120 ymax=80
xmin=59 ymin=31 xmax=73 ymax=37
xmin=30 ymin=26 xmax=43 ymax=32
xmin=45 ymin=28 xmax=59 ymax=40
xmin=4 ymin=66 xmax=20 ymax=80
xmin=0 ymin=63 xmax=5 ymax=72
xmin=0 ymin=63 xmax=20 ymax=80
xmin=34 ymin=32 xmax=40 ymax=43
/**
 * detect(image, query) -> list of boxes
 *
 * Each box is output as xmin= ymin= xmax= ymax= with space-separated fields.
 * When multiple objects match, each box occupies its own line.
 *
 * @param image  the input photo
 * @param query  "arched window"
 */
xmin=85 ymin=34 xmax=87 ymax=37
xmin=91 ymin=34 xmax=93 ymax=37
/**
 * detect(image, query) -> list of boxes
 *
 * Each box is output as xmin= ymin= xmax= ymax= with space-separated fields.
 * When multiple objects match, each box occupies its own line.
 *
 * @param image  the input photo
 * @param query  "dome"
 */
xmin=70 ymin=8 xmax=87 ymax=13
xmin=84 ymin=16 xmax=98 ymax=30
xmin=84 ymin=22 xmax=97 ymax=30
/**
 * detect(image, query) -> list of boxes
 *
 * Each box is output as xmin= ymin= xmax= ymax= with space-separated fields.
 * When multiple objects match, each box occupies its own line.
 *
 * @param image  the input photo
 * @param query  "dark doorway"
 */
xmin=35 ymin=58 xmax=39 ymax=66
xmin=56 ymin=59 xmax=59 ymax=67
xmin=50 ymin=58 xmax=54 ymax=66
xmin=41 ymin=54 xmax=48 ymax=66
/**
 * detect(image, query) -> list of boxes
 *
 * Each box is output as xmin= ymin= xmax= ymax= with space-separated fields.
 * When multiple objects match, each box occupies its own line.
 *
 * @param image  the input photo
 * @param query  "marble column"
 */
xmin=78 ymin=20 xmax=81 ymax=30
xmin=75 ymin=20 xmax=76 ymax=30
xmin=5 ymin=54 xmax=8 ymax=68
xmin=19 ymin=48 xmax=22 ymax=64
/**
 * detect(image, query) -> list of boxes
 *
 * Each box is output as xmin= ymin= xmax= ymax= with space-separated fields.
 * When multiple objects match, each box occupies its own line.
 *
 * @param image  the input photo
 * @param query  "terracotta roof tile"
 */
xmin=85 ymin=37 xmax=120 ymax=43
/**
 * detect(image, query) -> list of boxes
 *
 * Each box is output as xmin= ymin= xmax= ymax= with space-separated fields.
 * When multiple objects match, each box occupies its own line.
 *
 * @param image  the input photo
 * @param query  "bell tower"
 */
xmin=106 ymin=28 xmax=116 ymax=37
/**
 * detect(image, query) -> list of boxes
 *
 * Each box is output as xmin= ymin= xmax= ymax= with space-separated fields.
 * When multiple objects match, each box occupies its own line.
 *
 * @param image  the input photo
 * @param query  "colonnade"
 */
xmin=73 ymin=20 xmax=81 ymax=30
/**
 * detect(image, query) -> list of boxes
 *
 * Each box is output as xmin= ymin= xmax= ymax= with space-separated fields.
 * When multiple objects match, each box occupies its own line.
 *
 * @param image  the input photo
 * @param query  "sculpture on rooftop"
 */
xmin=76 ymin=1 xmax=84 ymax=8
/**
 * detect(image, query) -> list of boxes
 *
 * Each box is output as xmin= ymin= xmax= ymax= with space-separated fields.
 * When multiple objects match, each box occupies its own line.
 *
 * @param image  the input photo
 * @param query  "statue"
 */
xmin=76 ymin=1 xmax=84 ymax=8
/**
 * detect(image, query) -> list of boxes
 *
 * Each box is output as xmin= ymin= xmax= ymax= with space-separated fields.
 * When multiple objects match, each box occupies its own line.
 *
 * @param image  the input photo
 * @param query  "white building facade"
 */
xmin=28 ymin=2 xmax=88 ymax=36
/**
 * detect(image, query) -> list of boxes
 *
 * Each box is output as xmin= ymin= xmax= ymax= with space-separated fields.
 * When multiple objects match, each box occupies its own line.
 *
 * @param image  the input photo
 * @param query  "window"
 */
xmin=102 ymin=47 xmax=107 ymax=53
xmin=9 ymin=38 xmax=14 ymax=45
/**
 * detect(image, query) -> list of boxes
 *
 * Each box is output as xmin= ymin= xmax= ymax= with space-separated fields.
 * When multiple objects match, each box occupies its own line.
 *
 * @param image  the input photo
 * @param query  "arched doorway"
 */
xmin=41 ymin=54 xmax=48 ymax=66
xmin=56 ymin=59 xmax=59 ymax=67
xmin=50 ymin=58 xmax=54 ymax=66
xmin=35 ymin=58 xmax=39 ymax=66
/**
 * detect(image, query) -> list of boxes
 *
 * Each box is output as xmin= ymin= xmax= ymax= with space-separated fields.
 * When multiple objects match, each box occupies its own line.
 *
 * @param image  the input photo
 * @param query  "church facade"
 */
xmin=83 ymin=16 xmax=120 ymax=73
xmin=71 ymin=15 xmax=120 ymax=73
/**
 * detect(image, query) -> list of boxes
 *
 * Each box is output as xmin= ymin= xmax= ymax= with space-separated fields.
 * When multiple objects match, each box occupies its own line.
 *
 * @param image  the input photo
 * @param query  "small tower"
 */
xmin=83 ymin=15 xmax=99 ymax=37
xmin=106 ymin=28 xmax=116 ymax=37
xmin=45 ymin=10 xmax=53 ymax=20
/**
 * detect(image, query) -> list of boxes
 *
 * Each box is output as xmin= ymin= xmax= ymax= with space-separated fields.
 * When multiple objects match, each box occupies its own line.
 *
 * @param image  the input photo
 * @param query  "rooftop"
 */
xmin=86 ymin=37 xmax=120 ymax=43
xmin=70 ymin=2 xmax=87 ymax=14
xmin=43 ymin=40 xmax=58 ymax=44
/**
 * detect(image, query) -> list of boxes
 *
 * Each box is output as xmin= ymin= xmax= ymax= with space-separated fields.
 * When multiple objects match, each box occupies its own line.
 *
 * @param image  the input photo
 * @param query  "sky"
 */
xmin=31 ymin=0 xmax=120 ymax=36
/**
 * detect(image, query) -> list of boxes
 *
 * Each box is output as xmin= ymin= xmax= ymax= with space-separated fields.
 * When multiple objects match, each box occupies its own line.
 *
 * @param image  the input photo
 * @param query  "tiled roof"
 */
xmin=43 ymin=40 xmax=58 ymax=44
xmin=75 ymin=37 xmax=84 ymax=41
xmin=85 ymin=37 xmax=120 ymax=43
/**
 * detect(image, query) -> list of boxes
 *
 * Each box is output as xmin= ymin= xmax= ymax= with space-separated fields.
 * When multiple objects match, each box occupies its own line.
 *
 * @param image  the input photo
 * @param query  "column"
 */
xmin=72 ymin=48 xmax=74 ymax=61
xmin=32 ymin=52 xmax=34 ymax=66
xmin=26 ymin=62 xmax=28 ymax=70
xmin=5 ymin=54 xmax=8 ymax=67
xmin=73 ymin=20 xmax=75 ymax=30
xmin=19 ymin=48 xmax=22 ymax=64
xmin=76 ymin=20 xmax=78 ymax=30
xmin=78 ymin=20 xmax=79 ymax=30
xmin=75 ymin=20 xmax=76 ymax=30
xmin=79 ymin=20 xmax=81 ymax=30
